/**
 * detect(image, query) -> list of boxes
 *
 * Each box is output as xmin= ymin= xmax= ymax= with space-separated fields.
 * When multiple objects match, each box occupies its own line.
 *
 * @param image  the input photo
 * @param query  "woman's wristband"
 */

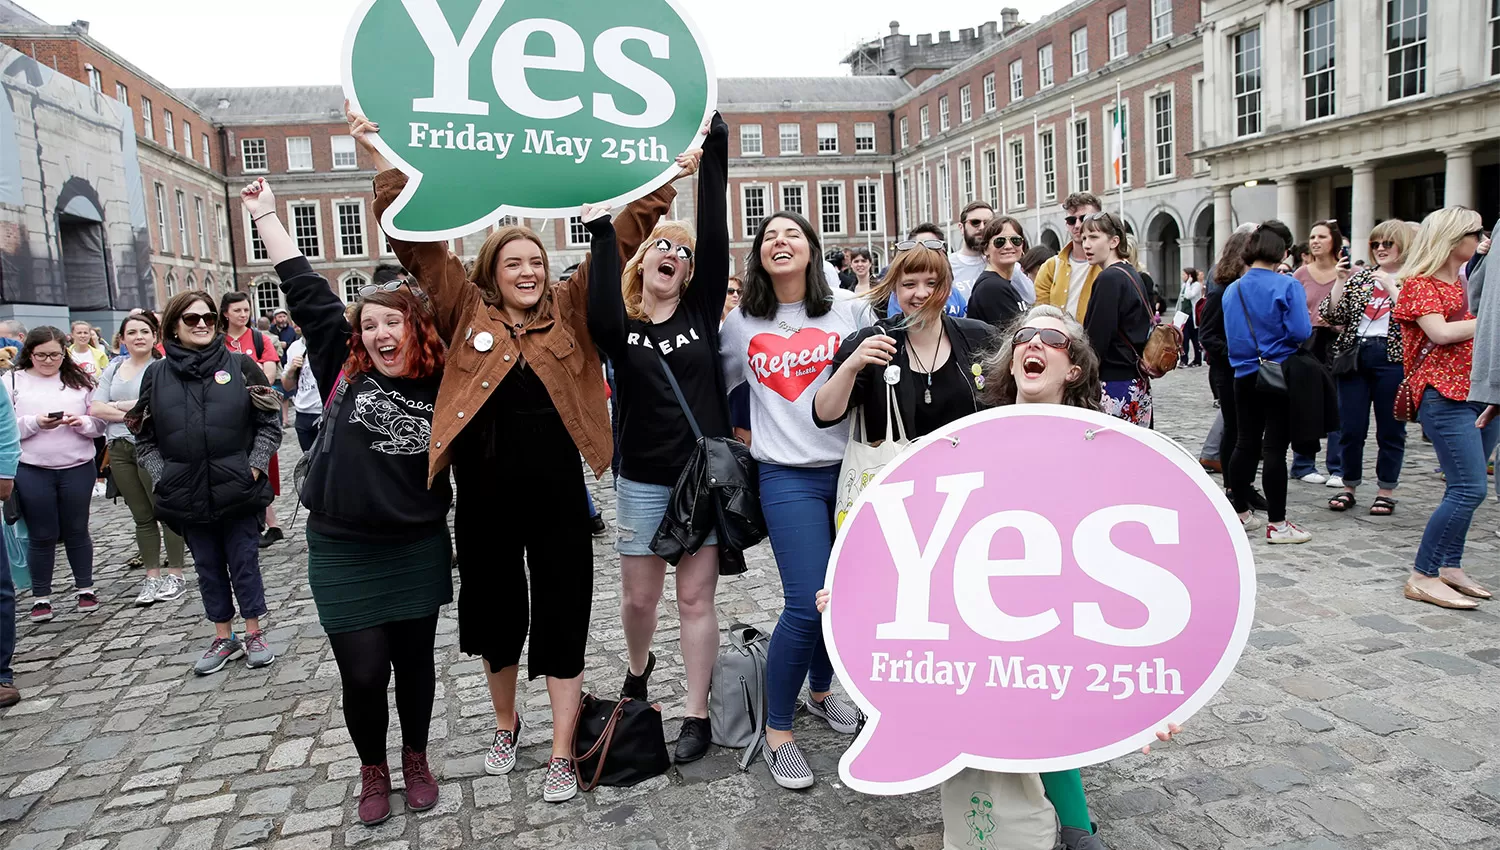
xmin=252 ymin=211 xmax=277 ymax=223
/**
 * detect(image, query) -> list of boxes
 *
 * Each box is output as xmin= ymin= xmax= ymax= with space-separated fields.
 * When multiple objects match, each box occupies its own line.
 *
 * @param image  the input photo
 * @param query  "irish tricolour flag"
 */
xmin=1108 ymin=107 xmax=1124 ymax=185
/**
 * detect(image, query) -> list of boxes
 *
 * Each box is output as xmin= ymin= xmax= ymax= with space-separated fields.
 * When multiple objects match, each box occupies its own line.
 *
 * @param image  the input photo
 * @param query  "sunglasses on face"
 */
xmin=992 ymin=235 xmax=1025 ymax=249
xmin=1369 ymin=240 xmax=1397 ymax=252
xmin=895 ymin=239 xmax=947 ymax=252
xmin=1465 ymin=229 xmax=1486 ymax=240
xmin=1012 ymin=326 xmax=1071 ymax=350
xmin=965 ymin=218 xmax=989 ymax=228
xmin=654 ymin=238 xmax=693 ymax=262
xmin=180 ymin=312 xmax=217 ymax=328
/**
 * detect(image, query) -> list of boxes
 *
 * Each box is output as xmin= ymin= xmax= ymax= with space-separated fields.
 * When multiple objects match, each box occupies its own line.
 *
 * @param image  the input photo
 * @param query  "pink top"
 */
xmin=9 ymin=369 xmax=104 ymax=469
xmin=1293 ymin=265 xmax=1341 ymax=329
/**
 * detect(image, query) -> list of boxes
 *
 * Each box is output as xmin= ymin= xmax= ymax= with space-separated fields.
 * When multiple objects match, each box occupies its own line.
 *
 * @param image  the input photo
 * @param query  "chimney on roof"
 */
xmin=889 ymin=20 xmax=900 ymax=36
xmin=1000 ymin=8 xmax=1020 ymax=35
xmin=71 ymin=20 xmax=89 ymax=33
xmin=218 ymin=98 xmax=230 ymax=109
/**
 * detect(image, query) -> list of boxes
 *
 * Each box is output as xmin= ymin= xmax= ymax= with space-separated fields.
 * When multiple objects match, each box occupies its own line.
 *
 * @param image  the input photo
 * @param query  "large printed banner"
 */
xmin=342 ymin=0 xmax=716 ymax=240
xmin=824 ymin=406 xmax=1255 ymax=795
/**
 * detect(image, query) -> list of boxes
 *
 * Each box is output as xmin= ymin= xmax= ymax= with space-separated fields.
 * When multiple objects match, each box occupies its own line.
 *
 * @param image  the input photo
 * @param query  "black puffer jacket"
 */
xmin=134 ymin=338 xmax=282 ymax=527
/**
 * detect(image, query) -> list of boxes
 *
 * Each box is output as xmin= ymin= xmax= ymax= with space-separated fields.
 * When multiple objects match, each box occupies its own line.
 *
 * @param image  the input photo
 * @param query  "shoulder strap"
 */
xmin=251 ymin=329 xmax=269 ymax=361
xmin=1234 ymin=287 xmax=1265 ymax=360
xmin=641 ymin=327 xmax=703 ymax=441
xmin=314 ymin=375 xmax=349 ymax=458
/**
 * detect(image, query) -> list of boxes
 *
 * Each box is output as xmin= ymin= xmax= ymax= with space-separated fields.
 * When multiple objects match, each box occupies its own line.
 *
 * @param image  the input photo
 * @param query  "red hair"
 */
xmin=342 ymin=289 xmax=445 ymax=379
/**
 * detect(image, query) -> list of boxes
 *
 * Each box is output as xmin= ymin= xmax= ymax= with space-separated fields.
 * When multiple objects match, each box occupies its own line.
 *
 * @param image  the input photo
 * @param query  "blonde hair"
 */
xmin=1398 ymin=207 xmax=1483 ymax=285
xmin=869 ymin=245 xmax=952 ymax=329
xmin=1368 ymin=219 xmax=1411 ymax=258
xmin=621 ymin=221 xmax=696 ymax=321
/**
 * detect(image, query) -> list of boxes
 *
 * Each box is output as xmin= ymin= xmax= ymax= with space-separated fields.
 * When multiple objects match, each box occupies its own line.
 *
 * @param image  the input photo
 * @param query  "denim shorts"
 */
xmin=615 ymin=476 xmax=715 ymax=557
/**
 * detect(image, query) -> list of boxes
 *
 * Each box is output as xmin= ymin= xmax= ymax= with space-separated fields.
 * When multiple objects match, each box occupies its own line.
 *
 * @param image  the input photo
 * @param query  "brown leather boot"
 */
xmin=357 ymin=763 xmax=392 ymax=826
xmin=401 ymin=747 xmax=439 ymax=811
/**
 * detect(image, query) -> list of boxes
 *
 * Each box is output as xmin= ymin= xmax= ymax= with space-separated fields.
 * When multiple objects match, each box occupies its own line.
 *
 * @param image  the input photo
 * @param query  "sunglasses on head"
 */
xmin=1369 ymin=240 xmax=1397 ymax=252
xmin=991 ymin=235 xmax=1025 ymax=249
xmin=1012 ymin=326 xmax=1070 ymax=350
xmin=358 ymin=281 xmax=406 ymax=299
xmin=180 ymin=311 xmax=217 ymax=328
xmin=895 ymin=239 xmax=947 ymax=253
xmin=654 ymin=238 xmax=693 ymax=262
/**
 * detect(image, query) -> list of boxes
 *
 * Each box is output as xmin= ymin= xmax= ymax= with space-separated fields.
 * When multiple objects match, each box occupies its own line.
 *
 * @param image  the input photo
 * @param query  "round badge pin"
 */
xmin=473 ymin=331 xmax=494 ymax=353
xmin=214 ymin=370 xmax=231 ymax=385
xmin=883 ymin=364 xmax=902 ymax=386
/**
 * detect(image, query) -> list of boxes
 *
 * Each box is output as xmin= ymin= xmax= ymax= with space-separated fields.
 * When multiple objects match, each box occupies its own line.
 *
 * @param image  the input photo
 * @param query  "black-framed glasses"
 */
xmin=726 ymin=287 xmax=741 ymax=296
xmin=654 ymin=238 xmax=693 ymax=262
xmin=991 ymin=235 xmax=1025 ymax=249
xmin=1369 ymin=240 xmax=1396 ymax=252
xmin=1012 ymin=326 xmax=1070 ymax=350
xmin=895 ymin=239 xmax=947 ymax=252
xmin=180 ymin=311 xmax=217 ymax=328
xmin=29 ymin=351 xmax=63 ymax=362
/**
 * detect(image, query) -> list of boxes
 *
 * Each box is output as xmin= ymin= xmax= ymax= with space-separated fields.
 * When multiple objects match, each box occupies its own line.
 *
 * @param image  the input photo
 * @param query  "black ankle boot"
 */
xmin=621 ymin=652 xmax=655 ymax=701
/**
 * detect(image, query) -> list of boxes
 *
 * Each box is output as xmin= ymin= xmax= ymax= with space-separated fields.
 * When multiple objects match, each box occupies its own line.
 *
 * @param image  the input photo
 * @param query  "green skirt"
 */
xmin=307 ymin=528 xmax=453 ymax=634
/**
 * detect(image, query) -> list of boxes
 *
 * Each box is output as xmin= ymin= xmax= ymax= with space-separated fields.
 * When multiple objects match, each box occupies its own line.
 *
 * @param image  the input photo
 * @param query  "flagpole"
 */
xmin=970 ymin=137 xmax=978 ymax=203
xmin=997 ymin=123 xmax=1006 ymax=213
xmin=1069 ymin=96 xmax=1077 ymax=193
xmin=1116 ymin=80 xmax=1125 ymax=219
xmin=942 ymin=145 xmax=952 ymax=245
xmin=878 ymin=171 xmax=887 ymax=262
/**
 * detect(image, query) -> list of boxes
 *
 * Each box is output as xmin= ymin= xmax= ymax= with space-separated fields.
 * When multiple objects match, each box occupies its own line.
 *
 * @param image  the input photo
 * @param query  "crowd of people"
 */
xmin=0 ymin=106 xmax=1493 ymax=850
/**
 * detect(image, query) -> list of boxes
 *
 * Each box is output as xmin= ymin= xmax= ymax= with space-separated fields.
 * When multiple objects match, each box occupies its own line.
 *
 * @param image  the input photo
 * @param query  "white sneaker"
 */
xmin=1325 ymin=475 xmax=1345 ymax=488
xmin=153 ymin=573 xmax=186 ymax=602
xmin=1266 ymin=521 xmax=1312 ymax=544
xmin=1298 ymin=472 xmax=1327 ymax=485
xmin=1240 ymin=513 xmax=1266 ymax=533
xmin=133 ymin=576 xmax=160 ymax=607
xmin=92 ymin=481 xmax=106 ymax=497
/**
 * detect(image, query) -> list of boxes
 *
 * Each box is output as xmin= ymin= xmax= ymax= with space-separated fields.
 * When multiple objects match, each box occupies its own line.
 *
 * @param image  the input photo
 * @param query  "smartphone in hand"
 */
xmin=47 ymin=411 xmax=63 ymax=419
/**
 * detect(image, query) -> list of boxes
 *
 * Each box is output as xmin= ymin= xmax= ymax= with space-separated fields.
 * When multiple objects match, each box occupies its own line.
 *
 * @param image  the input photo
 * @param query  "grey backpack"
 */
xmin=710 ymin=623 xmax=770 ymax=770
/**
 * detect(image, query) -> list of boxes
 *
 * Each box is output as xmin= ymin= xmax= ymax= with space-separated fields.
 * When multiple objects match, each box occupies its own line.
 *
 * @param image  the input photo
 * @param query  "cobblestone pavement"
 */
xmin=3 ymin=370 xmax=1500 ymax=850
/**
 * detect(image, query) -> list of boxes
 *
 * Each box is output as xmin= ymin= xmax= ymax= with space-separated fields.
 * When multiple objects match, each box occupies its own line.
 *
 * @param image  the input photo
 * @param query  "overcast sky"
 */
xmin=20 ymin=0 xmax=1062 ymax=88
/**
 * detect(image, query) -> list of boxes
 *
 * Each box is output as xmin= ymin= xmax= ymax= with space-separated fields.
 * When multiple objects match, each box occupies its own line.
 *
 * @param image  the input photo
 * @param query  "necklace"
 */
xmin=906 ymin=330 xmax=943 ymax=404
xmin=776 ymin=303 xmax=806 ymax=336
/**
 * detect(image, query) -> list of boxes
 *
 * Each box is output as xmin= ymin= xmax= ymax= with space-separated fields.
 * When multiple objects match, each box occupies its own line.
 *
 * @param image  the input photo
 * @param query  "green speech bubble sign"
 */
xmin=342 ymin=0 xmax=715 ymax=241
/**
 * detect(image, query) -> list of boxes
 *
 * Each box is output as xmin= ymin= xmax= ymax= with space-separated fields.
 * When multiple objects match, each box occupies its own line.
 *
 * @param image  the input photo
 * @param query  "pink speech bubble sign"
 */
xmin=824 ymin=406 xmax=1256 ymax=795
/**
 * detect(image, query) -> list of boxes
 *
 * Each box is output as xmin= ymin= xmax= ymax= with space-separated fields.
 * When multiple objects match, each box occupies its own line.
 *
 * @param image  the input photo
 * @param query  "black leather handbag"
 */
xmin=572 ymin=694 xmax=671 ymax=791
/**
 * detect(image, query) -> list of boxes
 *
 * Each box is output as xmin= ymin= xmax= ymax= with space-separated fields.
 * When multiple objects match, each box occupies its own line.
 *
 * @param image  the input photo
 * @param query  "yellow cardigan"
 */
xmin=1032 ymin=242 xmax=1102 ymax=322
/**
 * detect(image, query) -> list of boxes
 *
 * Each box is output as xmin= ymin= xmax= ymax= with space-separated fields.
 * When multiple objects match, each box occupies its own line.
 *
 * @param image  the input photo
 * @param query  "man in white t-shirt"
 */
xmin=281 ymin=335 xmax=323 ymax=452
xmin=949 ymin=201 xmax=994 ymax=301
xmin=1033 ymin=192 xmax=1104 ymax=322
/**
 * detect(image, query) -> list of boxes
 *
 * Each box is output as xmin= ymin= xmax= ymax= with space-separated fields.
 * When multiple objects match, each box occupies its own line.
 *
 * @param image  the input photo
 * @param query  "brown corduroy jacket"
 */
xmin=373 ymin=170 xmax=676 ymax=486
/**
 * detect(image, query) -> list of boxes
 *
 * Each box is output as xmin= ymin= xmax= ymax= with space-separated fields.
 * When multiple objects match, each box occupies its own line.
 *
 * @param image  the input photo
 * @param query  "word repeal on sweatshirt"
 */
xmin=343 ymin=0 xmax=715 ymax=240
xmin=823 ymin=406 xmax=1256 ymax=795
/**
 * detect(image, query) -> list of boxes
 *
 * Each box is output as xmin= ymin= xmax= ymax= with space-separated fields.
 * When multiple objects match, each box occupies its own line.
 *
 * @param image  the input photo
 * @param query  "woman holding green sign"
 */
xmin=354 ymin=105 xmax=694 ymax=804
xmin=584 ymin=112 xmax=728 ymax=764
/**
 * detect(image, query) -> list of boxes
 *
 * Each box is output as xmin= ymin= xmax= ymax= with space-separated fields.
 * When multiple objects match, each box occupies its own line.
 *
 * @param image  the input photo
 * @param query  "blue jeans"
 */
xmin=1414 ymin=390 xmax=1500 ymax=577
xmin=182 ymin=513 xmax=268 ymax=623
xmin=759 ymin=462 xmax=840 ymax=731
xmin=0 ymin=533 xmax=12 ymax=685
xmin=1291 ymin=434 xmax=1343 ymax=479
xmin=1337 ymin=340 xmax=1407 ymax=489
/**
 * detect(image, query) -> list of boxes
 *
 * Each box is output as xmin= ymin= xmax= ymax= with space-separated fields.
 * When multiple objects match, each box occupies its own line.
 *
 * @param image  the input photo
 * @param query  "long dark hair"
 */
xmin=18 ymin=326 xmax=94 ymax=390
xmin=1213 ymin=229 xmax=1256 ymax=286
xmin=217 ymin=290 xmax=253 ymax=334
xmin=118 ymin=312 xmax=163 ymax=359
xmin=741 ymin=212 xmax=833 ymax=321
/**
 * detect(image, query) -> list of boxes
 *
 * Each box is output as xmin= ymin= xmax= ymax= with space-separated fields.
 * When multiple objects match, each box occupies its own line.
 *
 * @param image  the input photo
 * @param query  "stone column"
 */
xmin=1443 ymin=145 xmax=1476 ymax=211
xmin=1350 ymin=163 xmax=1376 ymax=265
xmin=1213 ymin=185 xmax=1234 ymax=260
xmin=1275 ymin=177 xmax=1301 ymax=244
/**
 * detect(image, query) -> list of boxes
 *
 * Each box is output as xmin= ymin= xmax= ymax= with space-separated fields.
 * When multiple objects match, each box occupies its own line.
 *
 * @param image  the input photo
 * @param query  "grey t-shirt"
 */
xmin=720 ymin=290 xmax=874 ymax=467
xmin=95 ymin=357 xmax=148 ymax=442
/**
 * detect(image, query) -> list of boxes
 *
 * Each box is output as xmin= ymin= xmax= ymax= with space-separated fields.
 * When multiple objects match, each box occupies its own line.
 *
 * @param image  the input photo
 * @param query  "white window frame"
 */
xmin=1039 ymin=129 xmax=1056 ymax=202
xmin=141 ymin=96 xmax=153 ymax=140
xmin=900 ymin=116 xmax=910 ymax=149
xmin=959 ymin=86 xmax=972 ymax=123
xmin=202 ymin=134 xmax=211 ymax=169
xmin=335 ymin=198 xmax=368 ymax=258
xmin=959 ymin=156 xmax=975 ymax=204
xmin=183 ymin=123 xmax=193 ymax=160
xmin=900 ymin=173 xmax=912 ymax=234
xmin=253 ymin=275 xmax=283 ymax=314
xmin=215 ymin=203 xmax=228 ymax=260
xmin=917 ymin=168 xmax=932 ymax=222
xmin=194 ymin=196 xmax=208 ymax=258
xmin=982 ymin=147 xmax=1000 ymax=208
xmin=1301 ymin=0 xmax=1337 ymax=121
xmin=939 ymin=95 xmax=951 ymax=132
xmin=816 ymin=123 xmax=839 ymax=154
xmin=339 ymin=270 xmax=369 ymax=305
xmin=935 ymin=161 xmax=951 ymax=223
xmin=286 ymin=200 xmax=323 ymax=259
xmin=854 ymin=122 xmax=876 ymax=153
xmin=114 ymin=81 xmax=126 ymax=104
xmin=1233 ymin=27 xmax=1263 ymax=138
xmin=740 ymin=183 xmax=769 ymax=238
xmin=164 ymin=272 xmax=177 ymax=300
xmin=1491 ymin=0 xmax=1500 ymax=77
xmin=286 ymin=136 xmax=314 ymax=172
xmin=1072 ymin=28 xmax=1089 ymax=76
xmin=1152 ymin=0 xmax=1174 ymax=42
xmin=1009 ymin=60 xmax=1024 ymax=101
xmin=818 ymin=181 xmax=846 ymax=236
xmin=1109 ymin=8 xmax=1128 ymax=61
xmin=983 ymin=74 xmax=997 ymax=112
xmin=245 ymin=209 xmax=269 ymax=263
xmin=1072 ymin=117 xmax=1091 ymax=194
xmin=1038 ymin=45 xmax=1054 ymax=90
xmin=567 ymin=216 xmax=591 ymax=246
xmin=332 ymin=135 xmax=359 ymax=170
xmin=86 ymin=66 xmax=101 ymax=92
xmin=740 ymin=124 xmax=763 ymax=157
xmin=920 ymin=105 xmax=930 ymax=140
xmin=855 ymin=180 xmax=882 ymax=234
xmin=164 ymin=110 xmax=175 ymax=150
xmin=1009 ymin=138 xmax=1027 ymax=209
xmin=241 ymin=138 xmax=267 ymax=174
xmin=1384 ymin=0 xmax=1427 ymax=102
xmin=778 ymin=182 xmax=808 ymax=218
xmin=778 ymin=123 xmax=801 ymax=155
xmin=1150 ymin=90 xmax=1176 ymax=181
xmin=153 ymin=182 xmax=169 ymax=251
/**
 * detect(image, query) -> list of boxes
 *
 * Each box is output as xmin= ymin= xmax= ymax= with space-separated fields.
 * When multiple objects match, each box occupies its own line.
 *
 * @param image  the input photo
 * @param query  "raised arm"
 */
xmin=683 ymin=113 xmax=730 ymax=314
xmin=584 ymin=213 xmax=625 ymax=360
xmin=561 ymin=178 xmax=681 ymax=334
xmin=349 ymin=105 xmax=476 ymax=343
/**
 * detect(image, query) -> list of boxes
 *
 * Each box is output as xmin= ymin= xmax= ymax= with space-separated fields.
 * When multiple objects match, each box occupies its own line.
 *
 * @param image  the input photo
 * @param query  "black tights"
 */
xmin=327 ymin=613 xmax=440 ymax=766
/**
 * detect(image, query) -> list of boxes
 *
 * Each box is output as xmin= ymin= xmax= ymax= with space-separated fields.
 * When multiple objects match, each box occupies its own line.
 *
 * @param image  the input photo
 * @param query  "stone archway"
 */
xmin=1193 ymin=206 xmax=1215 ymax=273
xmin=1040 ymin=229 xmax=1061 ymax=252
xmin=1145 ymin=211 xmax=1183 ymax=299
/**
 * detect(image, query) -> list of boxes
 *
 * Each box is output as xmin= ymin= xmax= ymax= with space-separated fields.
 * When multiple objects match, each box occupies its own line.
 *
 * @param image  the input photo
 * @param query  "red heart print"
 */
xmin=747 ymin=328 xmax=844 ymax=403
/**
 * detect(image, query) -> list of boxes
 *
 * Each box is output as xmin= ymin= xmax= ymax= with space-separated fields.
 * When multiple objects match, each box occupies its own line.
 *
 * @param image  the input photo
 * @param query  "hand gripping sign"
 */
xmin=342 ymin=0 xmax=715 ymax=240
xmin=824 ymin=406 xmax=1255 ymax=795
